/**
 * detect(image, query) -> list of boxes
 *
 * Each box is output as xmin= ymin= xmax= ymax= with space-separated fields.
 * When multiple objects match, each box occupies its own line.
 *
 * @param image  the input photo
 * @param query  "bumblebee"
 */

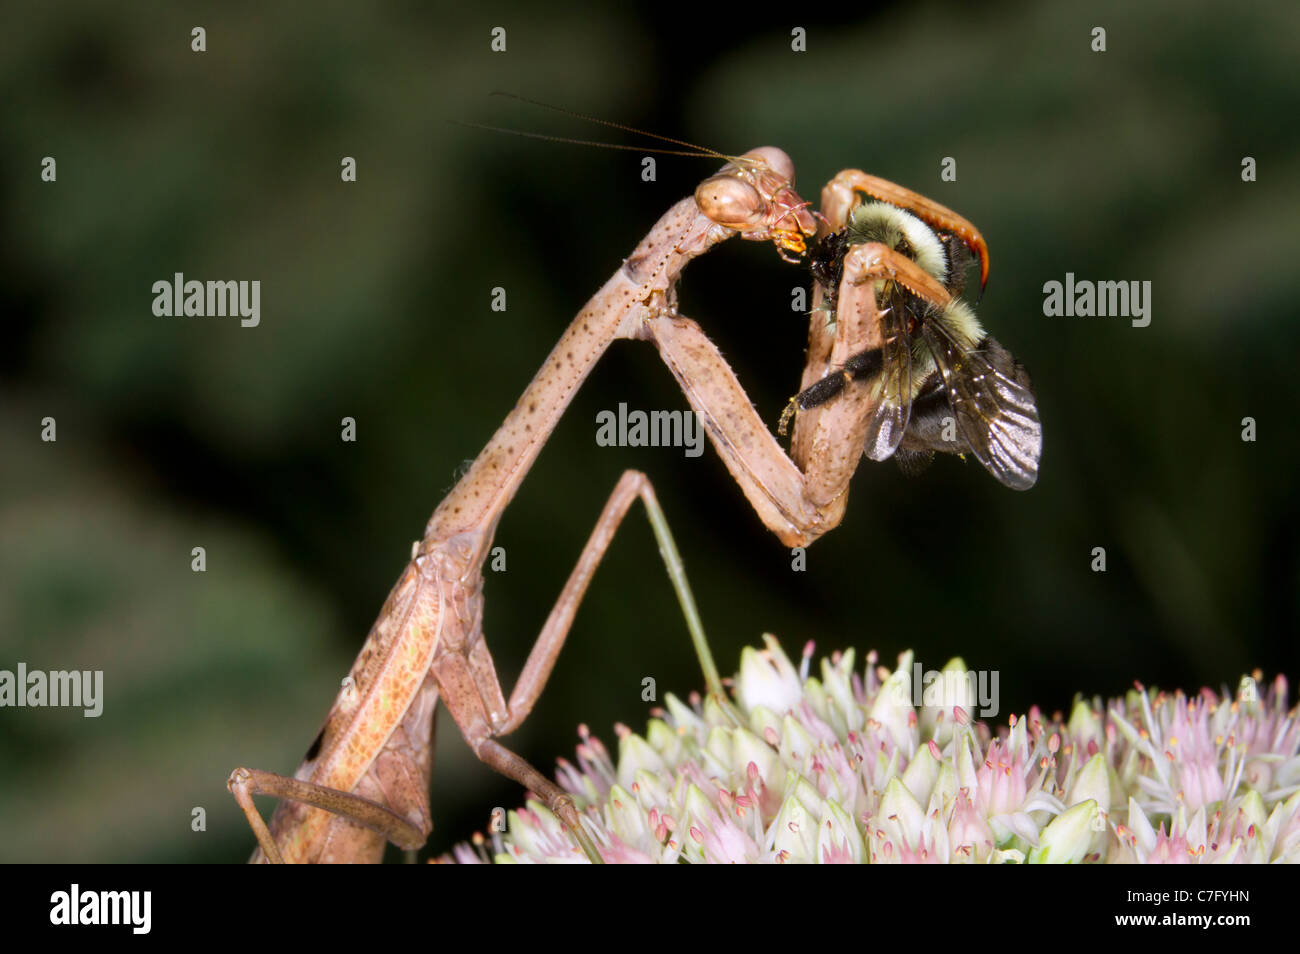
xmin=781 ymin=181 xmax=1041 ymax=490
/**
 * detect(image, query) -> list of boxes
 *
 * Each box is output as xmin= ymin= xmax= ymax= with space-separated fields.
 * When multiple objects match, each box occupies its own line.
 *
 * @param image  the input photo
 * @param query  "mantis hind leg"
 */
xmin=501 ymin=468 xmax=725 ymax=726
xmin=227 ymin=767 xmax=428 ymax=864
xmin=440 ymin=469 xmax=731 ymax=863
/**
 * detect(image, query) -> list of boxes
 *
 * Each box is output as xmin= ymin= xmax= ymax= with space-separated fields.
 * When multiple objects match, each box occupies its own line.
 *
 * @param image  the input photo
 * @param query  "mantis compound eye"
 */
xmin=742 ymin=146 xmax=795 ymax=183
xmin=695 ymin=174 xmax=764 ymax=230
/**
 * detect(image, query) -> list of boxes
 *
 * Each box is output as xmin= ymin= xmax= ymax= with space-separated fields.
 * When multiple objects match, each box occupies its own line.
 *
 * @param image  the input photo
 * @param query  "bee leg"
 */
xmin=788 ymin=242 xmax=959 ymax=500
xmin=785 ymin=239 xmax=899 ymax=505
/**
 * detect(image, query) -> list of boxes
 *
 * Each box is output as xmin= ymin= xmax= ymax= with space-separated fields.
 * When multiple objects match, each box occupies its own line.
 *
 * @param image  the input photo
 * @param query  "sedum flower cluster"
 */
xmin=451 ymin=636 xmax=1299 ymax=863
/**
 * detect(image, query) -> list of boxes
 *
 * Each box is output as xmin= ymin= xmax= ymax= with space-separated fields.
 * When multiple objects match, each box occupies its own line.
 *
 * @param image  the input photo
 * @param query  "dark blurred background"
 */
xmin=1 ymin=1 xmax=1296 ymax=862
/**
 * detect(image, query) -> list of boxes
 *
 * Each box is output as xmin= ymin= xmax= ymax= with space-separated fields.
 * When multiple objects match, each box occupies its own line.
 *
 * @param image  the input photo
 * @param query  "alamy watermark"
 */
xmin=1042 ymin=273 xmax=1151 ymax=328
xmin=595 ymin=403 xmax=704 ymax=458
xmin=0 ymin=664 xmax=103 ymax=717
xmin=152 ymin=272 xmax=260 ymax=327
xmin=911 ymin=661 xmax=1000 ymax=719
xmin=50 ymin=884 xmax=150 ymax=934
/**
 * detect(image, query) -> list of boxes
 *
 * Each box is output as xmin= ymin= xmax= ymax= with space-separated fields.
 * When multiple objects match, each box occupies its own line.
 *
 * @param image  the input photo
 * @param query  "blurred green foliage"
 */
xmin=1 ymin=1 xmax=1296 ymax=861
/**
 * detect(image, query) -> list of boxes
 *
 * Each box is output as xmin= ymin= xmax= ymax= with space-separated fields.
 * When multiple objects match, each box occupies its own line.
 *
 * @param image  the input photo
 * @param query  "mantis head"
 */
xmin=695 ymin=147 xmax=818 ymax=263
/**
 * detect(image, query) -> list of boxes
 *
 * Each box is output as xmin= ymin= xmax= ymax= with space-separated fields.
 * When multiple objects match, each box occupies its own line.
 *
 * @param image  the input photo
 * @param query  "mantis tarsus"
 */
xmin=228 ymin=121 xmax=994 ymax=863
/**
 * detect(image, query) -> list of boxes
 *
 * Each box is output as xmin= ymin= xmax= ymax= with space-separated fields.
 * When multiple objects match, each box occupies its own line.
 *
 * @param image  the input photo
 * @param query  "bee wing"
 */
xmin=863 ymin=304 xmax=913 ymax=461
xmin=920 ymin=322 xmax=1041 ymax=490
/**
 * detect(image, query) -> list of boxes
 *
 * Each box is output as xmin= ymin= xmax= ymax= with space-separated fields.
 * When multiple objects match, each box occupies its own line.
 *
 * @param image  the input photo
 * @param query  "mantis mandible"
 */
xmin=227 ymin=108 xmax=993 ymax=863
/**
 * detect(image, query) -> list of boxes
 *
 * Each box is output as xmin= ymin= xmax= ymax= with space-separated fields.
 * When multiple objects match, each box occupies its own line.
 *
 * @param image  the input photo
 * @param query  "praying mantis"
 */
xmin=227 ymin=109 xmax=999 ymax=863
